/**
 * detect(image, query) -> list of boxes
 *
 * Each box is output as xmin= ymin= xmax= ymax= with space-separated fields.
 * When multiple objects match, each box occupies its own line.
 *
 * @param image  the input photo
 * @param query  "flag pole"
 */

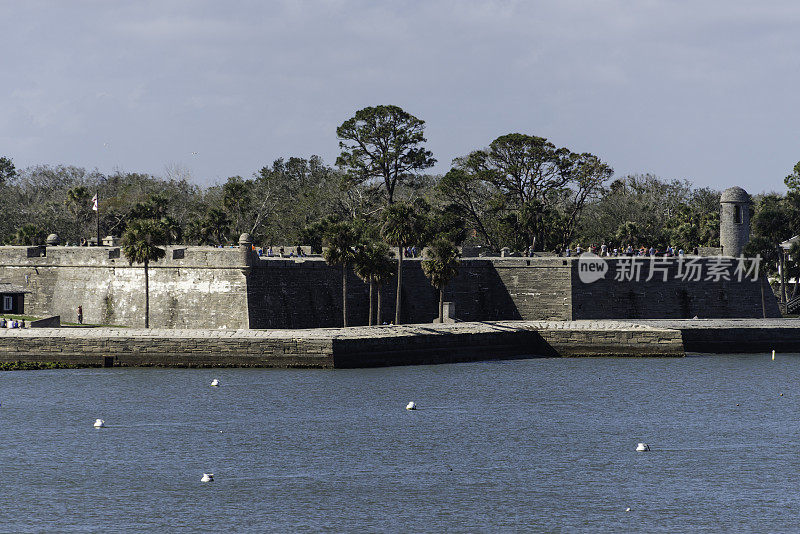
xmin=95 ymin=191 xmax=100 ymax=246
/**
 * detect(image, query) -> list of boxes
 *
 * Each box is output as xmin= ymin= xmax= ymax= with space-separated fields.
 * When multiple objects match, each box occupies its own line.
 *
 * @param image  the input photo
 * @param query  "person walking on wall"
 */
xmin=77 ymin=306 xmax=83 ymax=325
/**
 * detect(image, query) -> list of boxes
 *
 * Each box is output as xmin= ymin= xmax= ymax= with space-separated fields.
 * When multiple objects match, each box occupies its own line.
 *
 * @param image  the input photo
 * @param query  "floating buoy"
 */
xmin=636 ymin=443 xmax=650 ymax=452
xmin=625 ymin=507 xmax=631 ymax=512
xmin=210 ymin=379 xmax=220 ymax=387
xmin=406 ymin=401 xmax=417 ymax=410
xmin=93 ymin=419 xmax=105 ymax=428
xmin=772 ymin=350 xmax=776 ymax=361
xmin=201 ymin=473 xmax=214 ymax=483
xmin=780 ymin=393 xmax=784 ymax=397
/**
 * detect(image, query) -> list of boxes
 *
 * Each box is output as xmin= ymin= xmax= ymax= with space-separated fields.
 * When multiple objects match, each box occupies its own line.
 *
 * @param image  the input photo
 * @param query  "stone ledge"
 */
xmin=0 ymin=320 xmax=686 ymax=367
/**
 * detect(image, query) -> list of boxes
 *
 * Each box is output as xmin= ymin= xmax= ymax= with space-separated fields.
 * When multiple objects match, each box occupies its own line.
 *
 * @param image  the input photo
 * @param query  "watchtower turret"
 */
xmin=720 ymin=186 xmax=752 ymax=257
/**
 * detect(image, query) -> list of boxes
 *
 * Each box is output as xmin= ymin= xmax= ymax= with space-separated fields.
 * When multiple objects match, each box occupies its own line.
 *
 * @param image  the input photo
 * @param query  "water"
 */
xmin=1 ymin=355 xmax=799 ymax=532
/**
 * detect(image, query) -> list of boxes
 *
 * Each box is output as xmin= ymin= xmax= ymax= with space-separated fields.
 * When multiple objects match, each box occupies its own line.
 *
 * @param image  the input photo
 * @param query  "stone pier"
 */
xmin=1 ymin=319 xmax=798 ymax=369
xmin=0 ymin=320 xmax=682 ymax=368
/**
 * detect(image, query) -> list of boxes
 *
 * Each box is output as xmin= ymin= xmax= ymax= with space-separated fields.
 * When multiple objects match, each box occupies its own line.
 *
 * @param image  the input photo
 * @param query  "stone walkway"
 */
xmin=0 ymin=319 xmax=671 ymax=341
xmin=631 ymin=318 xmax=800 ymax=329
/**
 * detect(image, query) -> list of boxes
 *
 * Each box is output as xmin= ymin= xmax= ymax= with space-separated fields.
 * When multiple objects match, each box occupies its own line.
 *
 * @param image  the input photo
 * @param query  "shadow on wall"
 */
xmin=245 ymin=259 xmax=524 ymax=329
xmin=570 ymin=258 xmax=781 ymax=319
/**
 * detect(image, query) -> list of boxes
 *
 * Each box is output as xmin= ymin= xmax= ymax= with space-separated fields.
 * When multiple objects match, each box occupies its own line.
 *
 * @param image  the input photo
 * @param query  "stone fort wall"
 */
xmin=571 ymin=256 xmax=780 ymax=319
xmin=0 ymin=246 xmax=781 ymax=328
xmin=0 ymin=246 xmax=250 ymax=328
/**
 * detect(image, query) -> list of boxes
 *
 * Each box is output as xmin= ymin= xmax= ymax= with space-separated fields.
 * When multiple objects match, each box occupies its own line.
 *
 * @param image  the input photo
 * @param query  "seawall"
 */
xmin=3 ymin=319 xmax=799 ymax=369
xmin=0 ymin=321 xmax=684 ymax=368
xmin=632 ymin=319 xmax=800 ymax=353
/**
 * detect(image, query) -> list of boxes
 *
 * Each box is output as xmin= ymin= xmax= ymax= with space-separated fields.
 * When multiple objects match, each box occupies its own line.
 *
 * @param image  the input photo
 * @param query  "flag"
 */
xmin=92 ymin=194 xmax=98 ymax=212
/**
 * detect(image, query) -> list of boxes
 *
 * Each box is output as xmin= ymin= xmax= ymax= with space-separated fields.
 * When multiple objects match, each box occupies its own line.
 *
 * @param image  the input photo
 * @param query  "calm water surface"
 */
xmin=1 ymin=355 xmax=799 ymax=532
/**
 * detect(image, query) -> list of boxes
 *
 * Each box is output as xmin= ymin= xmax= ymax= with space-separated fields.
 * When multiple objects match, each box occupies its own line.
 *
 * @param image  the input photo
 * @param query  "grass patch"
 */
xmin=61 ymin=322 xmax=128 ymax=328
xmin=0 ymin=314 xmax=40 ymax=322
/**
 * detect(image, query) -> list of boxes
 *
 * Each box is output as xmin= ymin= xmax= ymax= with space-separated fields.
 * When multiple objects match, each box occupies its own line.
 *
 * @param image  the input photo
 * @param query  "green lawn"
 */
xmin=0 ymin=314 xmax=40 ymax=322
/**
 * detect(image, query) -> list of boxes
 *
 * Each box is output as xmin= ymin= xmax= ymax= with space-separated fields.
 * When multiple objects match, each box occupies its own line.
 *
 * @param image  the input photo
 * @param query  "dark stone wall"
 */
xmin=571 ymin=257 xmax=781 ymax=319
xmin=245 ymin=257 xmax=572 ymax=329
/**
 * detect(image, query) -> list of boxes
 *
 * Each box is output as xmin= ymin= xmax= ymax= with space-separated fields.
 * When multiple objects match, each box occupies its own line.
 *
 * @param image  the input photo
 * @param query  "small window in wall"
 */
xmin=734 ymin=205 xmax=742 ymax=224
xmin=2 ymin=296 xmax=12 ymax=312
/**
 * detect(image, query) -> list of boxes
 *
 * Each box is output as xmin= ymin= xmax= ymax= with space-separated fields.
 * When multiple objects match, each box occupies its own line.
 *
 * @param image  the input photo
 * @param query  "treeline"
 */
xmin=0 ymin=105 xmax=797 ymax=271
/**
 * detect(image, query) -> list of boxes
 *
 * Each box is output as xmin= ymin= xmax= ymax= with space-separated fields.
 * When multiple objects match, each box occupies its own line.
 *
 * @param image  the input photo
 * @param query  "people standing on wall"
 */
xmin=77 ymin=306 xmax=83 ymax=325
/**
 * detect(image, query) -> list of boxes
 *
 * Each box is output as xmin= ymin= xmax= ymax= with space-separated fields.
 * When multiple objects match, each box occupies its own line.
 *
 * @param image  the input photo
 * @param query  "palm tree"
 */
xmin=14 ymin=224 xmax=45 ymax=245
xmin=421 ymin=238 xmax=461 ymax=322
xmin=353 ymin=240 xmax=394 ymax=325
xmin=160 ymin=215 xmax=183 ymax=244
xmin=381 ymin=202 xmax=428 ymax=324
xmin=122 ymin=219 xmax=167 ymax=328
xmin=372 ymin=250 xmax=395 ymax=325
xmin=205 ymin=209 xmax=231 ymax=245
xmin=323 ymin=221 xmax=359 ymax=327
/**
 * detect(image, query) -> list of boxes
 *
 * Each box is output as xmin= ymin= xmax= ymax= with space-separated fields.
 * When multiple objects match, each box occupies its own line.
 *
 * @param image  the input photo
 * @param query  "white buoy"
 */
xmin=406 ymin=401 xmax=417 ymax=410
xmin=772 ymin=350 xmax=776 ymax=361
xmin=625 ymin=507 xmax=631 ymax=512
xmin=210 ymin=379 xmax=220 ymax=387
xmin=93 ymin=419 xmax=105 ymax=428
xmin=201 ymin=473 xmax=214 ymax=483
xmin=636 ymin=443 xmax=650 ymax=452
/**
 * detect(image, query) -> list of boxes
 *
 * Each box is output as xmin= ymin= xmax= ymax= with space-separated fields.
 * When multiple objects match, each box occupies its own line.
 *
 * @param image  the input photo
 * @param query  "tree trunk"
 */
xmin=439 ymin=288 xmax=444 ymax=323
xmin=395 ymin=247 xmax=403 ymax=325
xmin=368 ymin=277 xmax=374 ymax=326
xmin=144 ymin=259 xmax=150 ymax=329
xmin=377 ymin=286 xmax=382 ymax=325
xmin=342 ymin=262 xmax=348 ymax=327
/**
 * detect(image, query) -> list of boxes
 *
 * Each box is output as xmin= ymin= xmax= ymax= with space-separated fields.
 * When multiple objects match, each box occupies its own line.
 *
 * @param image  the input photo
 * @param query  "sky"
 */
xmin=1 ymin=0 xmax=798 ymax=193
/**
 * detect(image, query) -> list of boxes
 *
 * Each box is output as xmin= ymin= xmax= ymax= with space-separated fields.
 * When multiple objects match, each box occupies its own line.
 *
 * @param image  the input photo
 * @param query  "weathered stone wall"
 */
xmin=632 ymin=319 xmax=800 ymax=353
xmin=0 ymin=247 xmax=782 ymax=329
xmin=245 ymin=257 xmax=572 ymax=328
xmin=571 ymin=257 xmax=781 ymax=319
xmin=0 ymin=329 xmax=334 ymax=367
xmin=0 ymin=246 xmax=249 ymax=329
xmin=0 ymin=321 xmax=685 ymax=368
